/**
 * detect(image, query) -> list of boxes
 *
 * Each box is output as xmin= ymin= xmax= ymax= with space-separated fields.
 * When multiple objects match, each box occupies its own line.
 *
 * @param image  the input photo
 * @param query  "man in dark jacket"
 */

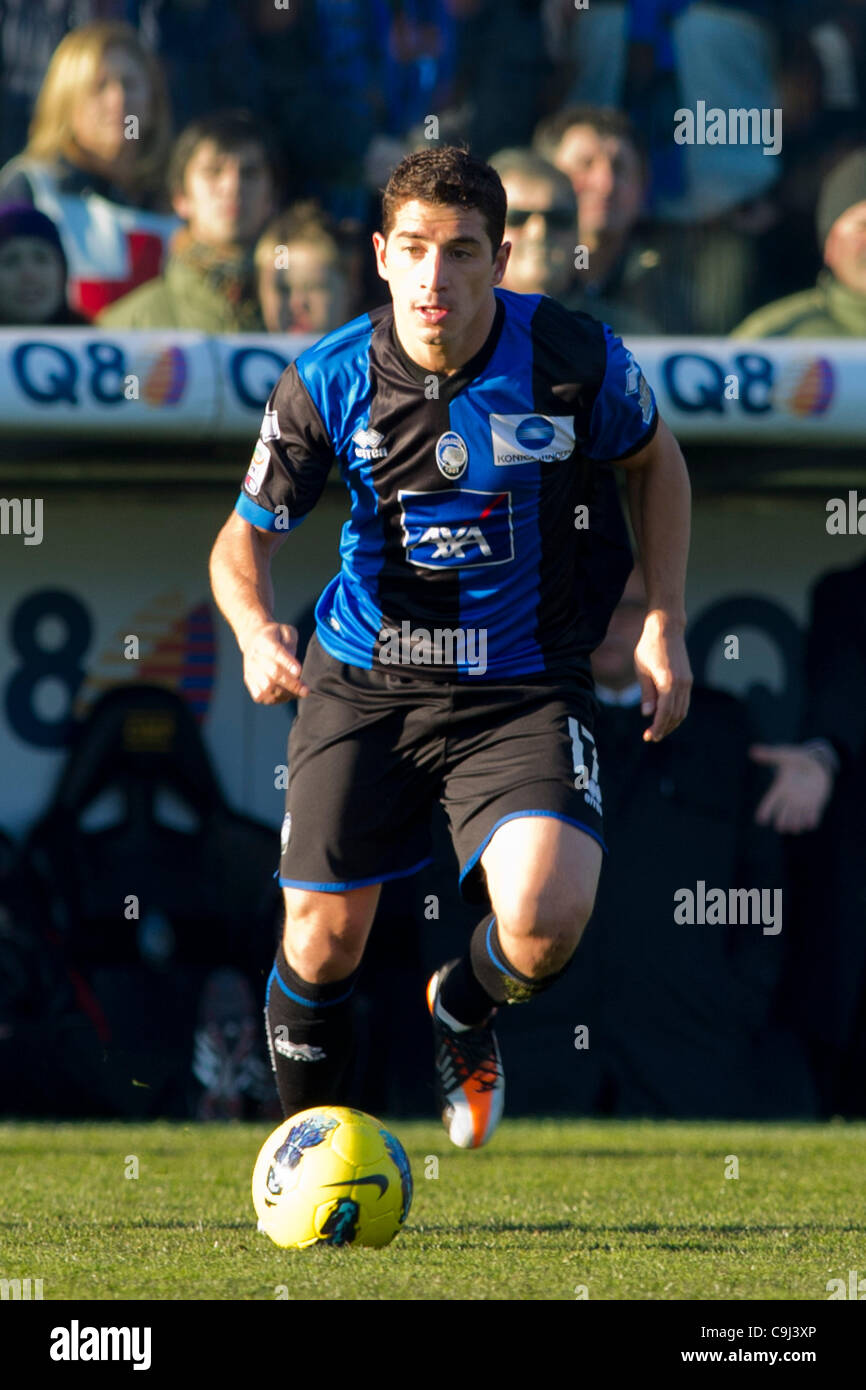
xmin=750 ymin=556 xmax=866 ymax=1115
xmin=503 ymin=566 xmax=816 ymax=1120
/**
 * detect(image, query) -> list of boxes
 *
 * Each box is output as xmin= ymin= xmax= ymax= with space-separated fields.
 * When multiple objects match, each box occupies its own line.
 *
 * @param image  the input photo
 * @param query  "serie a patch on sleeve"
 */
xmin=244 ymin=438 xmax=271 ymax=496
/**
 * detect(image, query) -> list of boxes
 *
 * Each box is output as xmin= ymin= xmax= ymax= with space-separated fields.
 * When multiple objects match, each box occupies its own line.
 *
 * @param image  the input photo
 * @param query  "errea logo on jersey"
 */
xmin=490 ymin=413 xmax=575 ymax=465
xmin=352 ymin=426 xmax=388 ymax=459
xmin=399 ymin=488 xmax=514 ymax=568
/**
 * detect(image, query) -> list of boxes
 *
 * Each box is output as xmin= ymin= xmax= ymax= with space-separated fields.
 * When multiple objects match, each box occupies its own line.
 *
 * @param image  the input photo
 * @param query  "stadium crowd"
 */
xmin=0 ymin=2 xmax=864 ymax=1124
xmin=2 ymin=3 xmax=866 ymax=334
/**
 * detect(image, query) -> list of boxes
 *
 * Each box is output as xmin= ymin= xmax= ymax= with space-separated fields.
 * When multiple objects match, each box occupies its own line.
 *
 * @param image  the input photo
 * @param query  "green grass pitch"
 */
xmin=1 ymin=1118 xmax=863 ymax=1301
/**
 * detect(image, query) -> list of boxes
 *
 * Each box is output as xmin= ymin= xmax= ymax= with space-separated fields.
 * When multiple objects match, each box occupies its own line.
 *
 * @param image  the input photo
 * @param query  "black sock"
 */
xmin=438 ymin=914 xmax=575 ymax=1024
xmin=265 ymin=944 xmax=359 ymax=1117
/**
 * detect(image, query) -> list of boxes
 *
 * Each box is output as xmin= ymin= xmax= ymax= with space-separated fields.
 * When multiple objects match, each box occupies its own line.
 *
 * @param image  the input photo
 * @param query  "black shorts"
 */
xmin=278 ymin=633 xmax=606 ymax=906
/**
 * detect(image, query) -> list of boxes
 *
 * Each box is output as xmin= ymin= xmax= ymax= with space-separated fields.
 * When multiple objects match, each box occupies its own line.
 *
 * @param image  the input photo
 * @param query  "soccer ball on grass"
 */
xmin=252 ymin=1106 xmax=413 ymax=1249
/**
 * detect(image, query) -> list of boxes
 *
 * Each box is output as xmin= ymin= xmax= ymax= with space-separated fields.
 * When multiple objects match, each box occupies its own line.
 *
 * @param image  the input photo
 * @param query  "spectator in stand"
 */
xmin=356 ymin=0 xmax=461 ymax=203
xmin=728 ymin=145 xmax=866 ymax=1114
xmin=143 ymin=0 xmax=263 ymax=137
xmin=555 ymin=564 xmax=815 ymax=1119
xmin=540 ymin=4 xmax=782 ymax=332
xmin=490 ymin=147 xmax=658 ymax=337
xmin=0 ymin=204 xmax=88 ymax=325
xmin=263 ymin=0 xmax=549 ymax=225
xmin=490 ymin=149 xmax=576 ymax=299
xmin=750 ymin=555 xmax=866 ymax=1116
xmin=542 ymin=1 xmax=781 ymax=222
xmin=769 ymin=2 xmax=866 ymax=302
xmin=277 ymin=1 xmax=550 ymax=303
xmin=0 ymin=0 xmax=131 ymax=168
xmin=732 ymin=148 xmax=866 ymax=336
xmin=533 ymin=106 xmax=668 ymax=332
xmin=0 ymin=2 xmax=265 ymax=168
xmin=255 ymin=203 xmax=351 ymax=337
xmin=98 ymin=111 xmax=276 ymax=332
xmin=0 ymin=22 xmax=177 ymax=320
xmin=247 ymin=1 xmax=459 ymax=224
xmin=245 ymin=0 xmax=375 ymax=221
xmin=442 ymin=0 xmax=554 ymax=162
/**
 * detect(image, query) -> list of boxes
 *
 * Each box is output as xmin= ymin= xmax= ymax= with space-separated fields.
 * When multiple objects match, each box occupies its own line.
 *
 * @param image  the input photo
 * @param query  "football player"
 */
xmin=210 ymin=146 xmax=692 ymax=1148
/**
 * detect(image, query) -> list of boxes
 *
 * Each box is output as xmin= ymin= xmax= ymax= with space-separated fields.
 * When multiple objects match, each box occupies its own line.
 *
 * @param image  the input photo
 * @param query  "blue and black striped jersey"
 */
xmin=235 ymin=286 xmax=657 ymax=680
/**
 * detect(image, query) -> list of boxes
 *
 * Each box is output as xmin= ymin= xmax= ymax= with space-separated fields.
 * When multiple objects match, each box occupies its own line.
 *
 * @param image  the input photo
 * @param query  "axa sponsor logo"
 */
xmin=417 ymin=524 xmax=491 ymax=560
xmin=352 ymin=426 xmax=388 ymax=459
xmin=399 ymin=488 xmax=514 ymax=568
xmin=489 ymin=413 xmax=575 ymax=465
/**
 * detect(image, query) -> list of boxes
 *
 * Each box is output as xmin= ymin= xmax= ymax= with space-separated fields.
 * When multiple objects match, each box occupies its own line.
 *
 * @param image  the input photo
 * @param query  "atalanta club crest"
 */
xmin=435 ymin=431 xmax=468 ymax=480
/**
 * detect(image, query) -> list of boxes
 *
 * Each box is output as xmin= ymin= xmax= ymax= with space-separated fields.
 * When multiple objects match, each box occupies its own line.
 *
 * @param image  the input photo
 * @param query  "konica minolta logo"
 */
xmin=489 ymin=413 xmax=575 ymax=465
xmin=352 ymin=426 xmax=388 ymax=459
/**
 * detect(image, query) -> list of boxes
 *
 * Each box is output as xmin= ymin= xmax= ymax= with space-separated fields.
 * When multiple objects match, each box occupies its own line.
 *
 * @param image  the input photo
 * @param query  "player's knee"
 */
xmin=281 ymin=890 xmax=368 ymax=983
xmin=501 ymin=876 xmax=595 ymax=937
xmin=495 ymin=880 xmax=595 ymax=969
xmin=282 ymin=916 xmax=363 ymax=983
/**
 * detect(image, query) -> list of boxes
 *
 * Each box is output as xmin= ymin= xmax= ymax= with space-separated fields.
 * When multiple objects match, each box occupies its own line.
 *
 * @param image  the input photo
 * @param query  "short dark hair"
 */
xmin=168 ymin=109 xmax=279 ymax=200
xmin=533 ymin=105 xmax=646 ymax=170
xmin=381 ymin=146 xmax=507 ymax=254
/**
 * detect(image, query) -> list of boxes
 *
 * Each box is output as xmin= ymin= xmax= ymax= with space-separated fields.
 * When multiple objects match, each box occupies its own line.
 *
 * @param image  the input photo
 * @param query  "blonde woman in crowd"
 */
xmin=0 ymin=22 xmax=178 ymax=319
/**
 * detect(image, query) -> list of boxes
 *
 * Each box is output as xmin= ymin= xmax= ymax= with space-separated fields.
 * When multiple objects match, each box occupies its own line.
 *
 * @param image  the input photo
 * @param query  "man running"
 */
xmin=209 ymin=146 xmax=692 ymax=1149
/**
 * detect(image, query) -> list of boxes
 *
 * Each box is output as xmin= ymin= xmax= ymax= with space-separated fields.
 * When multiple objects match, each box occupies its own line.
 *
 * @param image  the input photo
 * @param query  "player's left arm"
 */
xmin=583 ymin=323 xmax=692 ymax=741
xmin=615 ymin=416 xmax=693 ymax=742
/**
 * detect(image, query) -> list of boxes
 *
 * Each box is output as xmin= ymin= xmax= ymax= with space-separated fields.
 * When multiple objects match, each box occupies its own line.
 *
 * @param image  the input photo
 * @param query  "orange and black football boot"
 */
xmin=426 ymin=960 xmax=505 ymax=1148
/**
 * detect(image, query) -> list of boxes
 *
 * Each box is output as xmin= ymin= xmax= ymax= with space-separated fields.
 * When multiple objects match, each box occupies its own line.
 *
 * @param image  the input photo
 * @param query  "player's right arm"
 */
xmin=209 ymin=512 xmax=308 ymax=702
xmin=209 ymin=359 xmax=336 ymax=703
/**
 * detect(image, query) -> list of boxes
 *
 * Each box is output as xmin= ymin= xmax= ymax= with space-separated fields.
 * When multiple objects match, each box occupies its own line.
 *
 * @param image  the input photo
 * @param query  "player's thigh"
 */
xmin=281 ymin=883 xmax=381 ymax=981
xmin=481 ymin=816 xmax=603 ymax=943
xmin=443 ymin=676 xmax=605 ymax=911
xmin=280 ymin=635 xmax=442 ymax=890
